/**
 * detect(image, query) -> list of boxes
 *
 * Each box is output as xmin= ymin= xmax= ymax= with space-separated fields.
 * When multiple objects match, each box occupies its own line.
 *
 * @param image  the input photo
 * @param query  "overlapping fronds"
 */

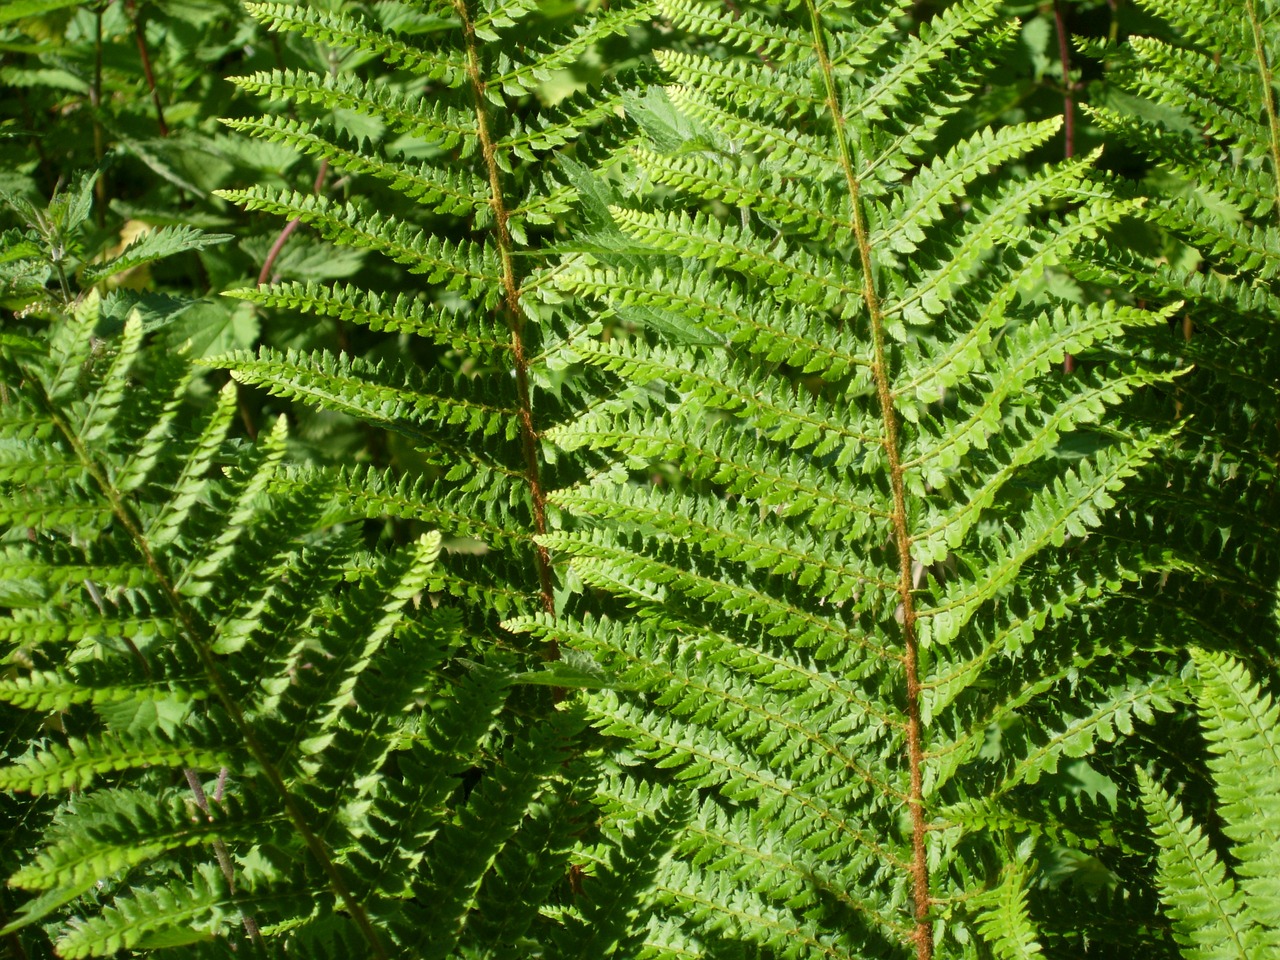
xmin=202 ymin=0 xmax=672 ymax=954
xmin=212 ymin=0 xmax=655 ymax=625
xmin=521 ymin=0 xmax=1186 ymax=955
xmin=1079 ymin=0 xmax=1280 ymax=656
xmin=0 ymin=197 xmax=601 ymax=958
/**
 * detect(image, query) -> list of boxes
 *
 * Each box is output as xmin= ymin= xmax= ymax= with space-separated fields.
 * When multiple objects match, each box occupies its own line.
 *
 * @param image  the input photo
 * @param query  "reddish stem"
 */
xmin=257 ymin=160 xmax=330 ymax=286
xmin=125 ymin=0 xmax=168 ymax=137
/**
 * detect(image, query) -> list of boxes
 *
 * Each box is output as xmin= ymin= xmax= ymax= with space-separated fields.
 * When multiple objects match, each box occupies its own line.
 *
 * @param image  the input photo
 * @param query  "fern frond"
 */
xmin=0 ymin=733 xmax=227 ymax=796
xmin=972 ymin=861 xmax=1044 ymax=959
xmin=215 ymin=188 xmax=501 ymax=297
xmin=1078 ymin=0 xmax=1280 ymax=785
xmin=657 ymin=0 xmax=810 ymax=60
xmin=208 ymin=0 xmax=667 ymax=954
xmin=243 ymin=3 xmax=468 ymax=84
xmin=1139 ymin=768 xmax=1258 ymax=959
xmin=222 ymin=280 xmax=513 ymax=360
xmin=1189 ymin=648 xmax=1280 ymax=930
xmin=0 ymin=260 xmax=538 ymax=955
xmin=53 ymin=864 xmax=234 ymax=960
xmin=221 ymin=116 xmax=490 ymax=216
xmin=538 ymin=0 xmax=1178 ymax=954
xmin=9 ymin=789 xmax=265 ymax=894
xmin=227 ymin=70 xmax=476 ymax=148
xmin=212 ymin=346 xmax=522 ymax=456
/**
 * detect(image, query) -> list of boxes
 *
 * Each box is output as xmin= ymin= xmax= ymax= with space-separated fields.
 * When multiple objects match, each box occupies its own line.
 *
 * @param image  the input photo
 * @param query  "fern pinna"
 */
xmin=1138 ymin=648 xmax=1280 ymax=959
xmin=508 ymin=0 xmax=1189 ymax=956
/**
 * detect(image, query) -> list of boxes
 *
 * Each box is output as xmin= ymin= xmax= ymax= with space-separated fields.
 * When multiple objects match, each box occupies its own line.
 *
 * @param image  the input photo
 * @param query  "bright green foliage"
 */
xmin=209 ymin=0 xmax=654 ymax=629
xmin=517 ymin=0 xmax=1190 ymax=955
xmin=1 ymin=0 xmax=1275 ymax=956
xmin=0 ymin=188 xmax=595 ymax=959
xmin=204 ymin=0 xmax=669 ymax=955
xmin=972 ymin=858 xmax=1044 ymax=959
xmin=1139 ymin=649 xmax=1280 ymax=959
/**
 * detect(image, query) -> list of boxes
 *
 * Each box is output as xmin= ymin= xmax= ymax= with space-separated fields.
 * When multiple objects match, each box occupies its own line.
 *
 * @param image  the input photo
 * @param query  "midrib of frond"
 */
xmin=799 ymin=1 xmax=930 ymax=955
xmin=21 ymin=359 xmax=390 ymax=959
xmin=1244 ymin=0 xmax=1280 ymax=211
xmin=456 ymin=0 xmax=555 ymax=619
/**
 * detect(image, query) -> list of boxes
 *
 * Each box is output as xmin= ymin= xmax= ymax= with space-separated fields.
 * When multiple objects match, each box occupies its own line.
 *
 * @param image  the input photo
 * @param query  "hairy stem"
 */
xmin=801 ymin=1 xmax=930 ymax=956
xmin=457 ymin=0 xmax=558 ymax=624
xmin=183 ymin=768 xmax=264 ymax=947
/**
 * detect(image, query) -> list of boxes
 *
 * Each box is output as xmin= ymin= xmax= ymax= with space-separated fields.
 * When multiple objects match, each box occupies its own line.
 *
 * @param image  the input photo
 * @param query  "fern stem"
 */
xmin=27 ymin=377 xmax=389 ymax=960
xmin=124 ymin=0 xmax=168 ymax=138
xmin=1244 ymin=0 xmax=1280 ymax=212
xmin=800 ymin=1 xmax=930 ymax=955
xmin=183 ymin=768 xmax=266 ymax=949
xmin=457 ymin=0 xmax=558 ymax=624
xmin=89 ymin=4 xmax=106 ymax=228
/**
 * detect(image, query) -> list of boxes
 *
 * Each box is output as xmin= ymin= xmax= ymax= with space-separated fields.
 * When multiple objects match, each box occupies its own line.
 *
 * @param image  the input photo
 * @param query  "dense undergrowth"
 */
xmin=1 ymin=0 xmax=1277 ymax=957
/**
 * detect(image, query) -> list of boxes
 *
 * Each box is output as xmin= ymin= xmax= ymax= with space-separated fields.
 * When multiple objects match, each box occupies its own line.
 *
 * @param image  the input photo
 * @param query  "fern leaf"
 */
xmin=1139 ymin=768 xmax=1258 ymax=960
xmin=1190 ymin=649 xmax=1280 ymax=931
xmin=9 ymin=789 xmax=261 ymax=894
xmin=0 ymin=734 xmax=228 ymax=794
xmin=222 ymin=280 xmax=513 ymax=360
xmin=54 ymin=864 xmax=233 ymax=959
xmin=243 ymin=2 xmax=468 ymax=84
xmin=214 ymin=188 xmax=501 ymax=297
xmin=973 ymin=861 xmax=1044 ymax=959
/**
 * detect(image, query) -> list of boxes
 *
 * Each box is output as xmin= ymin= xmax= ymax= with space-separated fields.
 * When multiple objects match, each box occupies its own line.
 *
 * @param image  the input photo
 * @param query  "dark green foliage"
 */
xmin=0 ymin=180 xmax=603 ymax=959
xmin=1079 ymin=0 xmax=1280 ymax=655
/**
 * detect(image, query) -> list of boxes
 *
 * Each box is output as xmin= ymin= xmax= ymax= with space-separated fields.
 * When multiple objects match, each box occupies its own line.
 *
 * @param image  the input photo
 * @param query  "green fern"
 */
xmin=205 ymin=0 xmax=669 ymax=954
xmin=1068 ymin=9 xmax=1280 ymax=946
xmin=1078 ymin=0 xmax=1280 ymax=654
xmin=0 ymin=179 xmax=601 ymax=959
xmin=1139 ymin=648 xmax=1280 ymax=959
xmin=512 ymin=0 xmax=1192 ymax=956
xmin=7 ymin=0 xmax=1271 ymax=956
xmin=210 ymin=0 xmax=655 ymax=629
